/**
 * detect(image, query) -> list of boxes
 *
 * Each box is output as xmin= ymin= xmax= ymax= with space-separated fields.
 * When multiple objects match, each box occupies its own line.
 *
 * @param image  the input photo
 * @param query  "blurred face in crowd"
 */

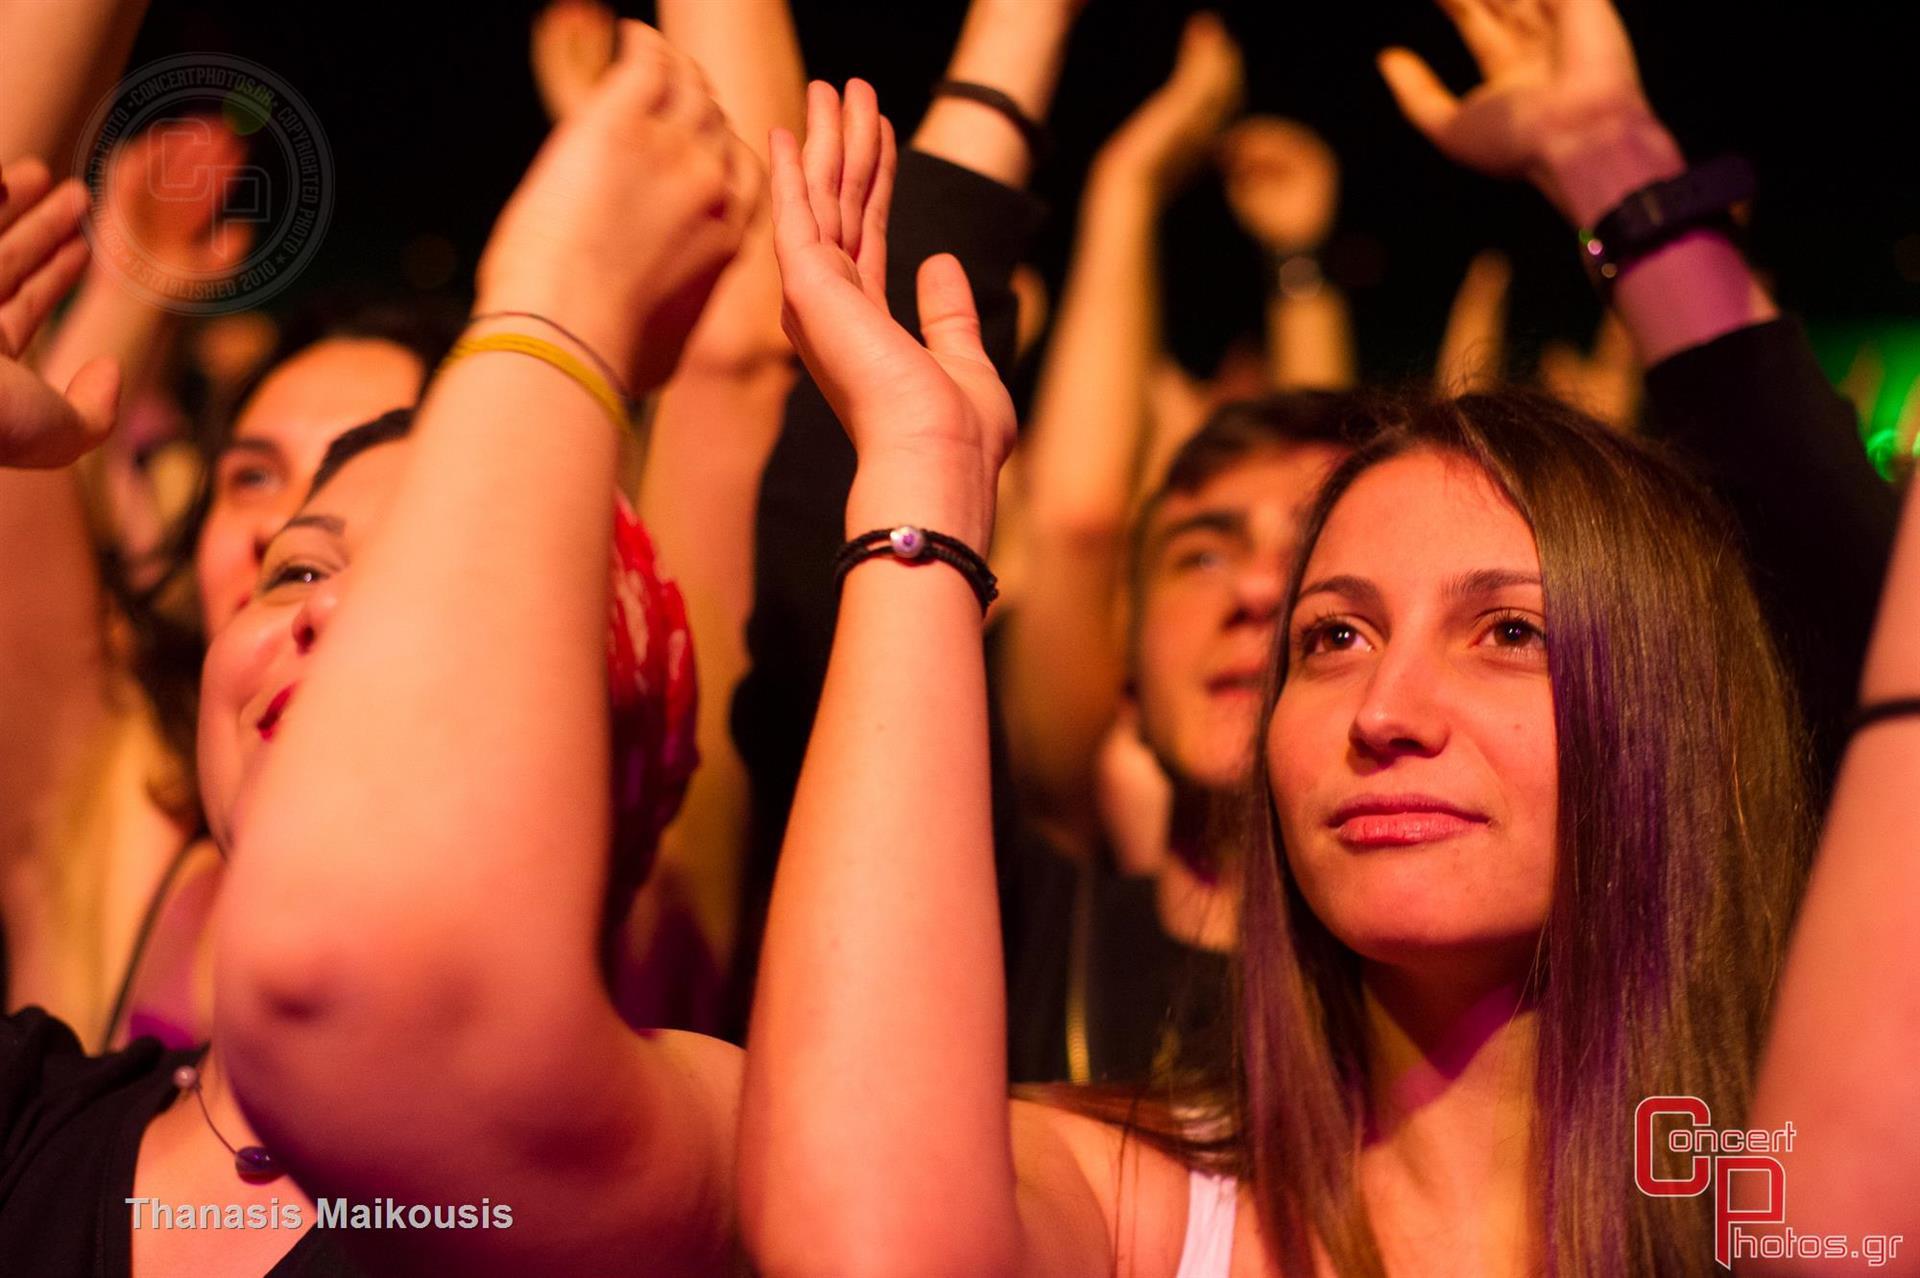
xmin=199 ymin=438 xmax=412 ymax=849
xmin=1267 ymin=449 xmax=1558 ymax=968
xmin=194 ymin=338 xmax=423 ymax=634
xmin=1132 ymin=442 xmax=1345 ymax=792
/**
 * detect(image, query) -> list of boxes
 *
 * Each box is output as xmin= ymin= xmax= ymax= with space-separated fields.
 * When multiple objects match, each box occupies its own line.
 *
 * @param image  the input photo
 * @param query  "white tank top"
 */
xmin=1174 ymin=1170 xmax=1238 ymax=1278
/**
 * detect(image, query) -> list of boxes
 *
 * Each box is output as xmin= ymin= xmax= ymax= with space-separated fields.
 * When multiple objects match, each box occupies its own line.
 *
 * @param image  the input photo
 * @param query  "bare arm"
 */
xmin=214 ymin=29 xmax=755 ymax=1276
xmin=1435 ymin=249 xmax=1511 ymax=393
xmin=1746 ymin=479 xmax=1920 ymax=1270
xmin=1220 ymin=116 xmax=1354 ymax=391
xmin=911 ymin=0 xmax=1080 ymax=189
xmin=622 ymin=0 xmax=806 ymax=1024
xmin=738 ymin=82 xmax=1183 ymax=1278
xmin=1000 ymin=15 xmax=1241 ymax=847
xmin=0 ymin=0 xmax=148 ymax=167
xmin=0 ymin=167 xmax=121 ymax=881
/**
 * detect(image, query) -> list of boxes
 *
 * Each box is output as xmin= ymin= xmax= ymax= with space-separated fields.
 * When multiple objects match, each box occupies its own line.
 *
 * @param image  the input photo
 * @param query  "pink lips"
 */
xmin=257 ymin=685 xmax=294 ymax=740
xmin=1329 ymin=794 xmax=1489 ymax=847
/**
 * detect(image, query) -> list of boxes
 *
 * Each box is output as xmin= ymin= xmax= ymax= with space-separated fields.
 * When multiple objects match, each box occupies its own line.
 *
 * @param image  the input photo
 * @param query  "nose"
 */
xmin=290 ymin=576 xmax=341 ymax=655
xmin=1228 ymin=554 xmax=1285 ymax=628
xmin=1349 ymin=640 xmax=1450 ymax=761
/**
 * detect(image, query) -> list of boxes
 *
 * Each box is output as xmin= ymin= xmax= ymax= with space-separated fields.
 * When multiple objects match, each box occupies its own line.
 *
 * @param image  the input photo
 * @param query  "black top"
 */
xmin=1642 ymin=316 xmax=1900 ymax=793
xmin=1002 ymin=835 xmax=1229 ymax=1086
xmin=0 ymin=1007 xmax=360 ymax=1277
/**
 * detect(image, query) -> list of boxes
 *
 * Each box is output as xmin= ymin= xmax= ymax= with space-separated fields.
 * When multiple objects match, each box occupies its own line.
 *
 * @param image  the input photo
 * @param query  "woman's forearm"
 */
xmin=0 ymin=0 xmax=147 ymax=166
xmin=999 ymin=168 xmax=1157 ymax=833
xmin=744 ymin=456 xmax=1020 ymax=1276
xmin=911 ymin=0 xmax=1077 ymax=189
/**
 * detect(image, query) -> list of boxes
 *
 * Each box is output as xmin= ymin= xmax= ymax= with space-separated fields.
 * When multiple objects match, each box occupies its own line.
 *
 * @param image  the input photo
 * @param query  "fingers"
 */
xmin=767 ymin=125 xmax=819 ymax=267
xmin=1377 ymin=48 xmax=1461 ymax=146
xmin=0 ymin=235 xmax=89 ymax=356
xmin=0 ymin=156 xmax=54 ymax=239
xmin=916 ymin=254 xmax=990 ymax=367
xmin=802 ymin=80 xmax=844 ymax=248
xmin=1437 ymin=0 xmax=1527 ymax=71
xmin=0 ymin=178 xmax=88 ymax=335
xmin=856 ymin=116 xmax=896 ymax=311
xmin=63 ymin=355 xmax=121 ymax=447
xmin=837 ymin=79 xmax=881 ymax=264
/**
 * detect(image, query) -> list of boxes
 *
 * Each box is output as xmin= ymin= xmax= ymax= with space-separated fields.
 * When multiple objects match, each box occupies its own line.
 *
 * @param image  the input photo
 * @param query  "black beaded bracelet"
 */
xmin=834 ymin=525 xmax=999 ymax=615
xmin=1847 ymin=697 xmax=1920 ymax=740
xmin=930 ymin=80 xmax=1051 ymax=166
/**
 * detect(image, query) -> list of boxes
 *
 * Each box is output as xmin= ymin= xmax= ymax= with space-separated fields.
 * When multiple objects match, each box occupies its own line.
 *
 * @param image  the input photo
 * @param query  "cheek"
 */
xmin=196 ymin=614 xmax=279 ymax=845
xmin=1475 ymin=686 xmax=1560 ymax=906
xmin=1266 ymin=679 xmax=1344 ymax=838
xmin=196 ymin=512 xmax=256 ymax=631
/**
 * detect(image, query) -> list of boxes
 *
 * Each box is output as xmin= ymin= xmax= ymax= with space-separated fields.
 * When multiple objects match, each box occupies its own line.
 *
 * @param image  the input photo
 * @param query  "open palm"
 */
xmin=1379 ymin=0 xmax=1650 ymax=183
xmin=770 ymin=80 xmax=1014 ymax=487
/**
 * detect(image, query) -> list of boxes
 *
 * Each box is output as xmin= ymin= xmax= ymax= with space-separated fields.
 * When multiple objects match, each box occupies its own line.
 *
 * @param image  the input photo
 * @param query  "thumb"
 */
xmin=1377 ymin=48 xmax=1459 ymax=147
xmin=915 ymin=254 xmax=989 ymax=365
xmin=65 ymin=355 xmax=122 ymax=443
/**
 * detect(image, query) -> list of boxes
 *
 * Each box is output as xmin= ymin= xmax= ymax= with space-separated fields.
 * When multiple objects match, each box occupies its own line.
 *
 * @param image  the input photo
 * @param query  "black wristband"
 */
xmin=1578 ymin=155 xmax=1755 ymax=298
xmin=930 ymin=80 xmax=1051 ymax=167
xmin=1847 ymin=697 xmax=1920 ymax=740
xmin=835 ymin=525 xmax=999 ymax=615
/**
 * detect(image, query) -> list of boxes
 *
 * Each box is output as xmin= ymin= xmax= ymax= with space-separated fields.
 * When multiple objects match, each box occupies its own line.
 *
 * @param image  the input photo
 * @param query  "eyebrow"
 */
xmin=1293 ymin=568 xmax=1541 ymax=612
xmin=1151 ymin=509 xmax=1248 ymax=554
xmin=275 ymin=512 xmax=346 ymax=539
xmin=217 ymin=437 xmax=283 ymax=461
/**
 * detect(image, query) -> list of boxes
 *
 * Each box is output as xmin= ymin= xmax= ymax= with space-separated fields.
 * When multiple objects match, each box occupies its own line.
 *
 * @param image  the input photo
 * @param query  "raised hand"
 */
xmin=0 ymin=158 xmax=119 ymax=468
xmin=531 ymin=0 xmax=617 ymax=125
xmin=1219 ymin=116 xmax=1339 ymax=256
xmin=97 ymin=119 xmax=254 ymax=289
xmin=770 ymin=80 xmax=1014 ymax=553
xmin=1378 ymin=0 xmax=1677 ymax=225
xmin=479 ymin=20 xmax=759 ymax=393
xmin=1097 ymin=12 xmax=1244 ymax=198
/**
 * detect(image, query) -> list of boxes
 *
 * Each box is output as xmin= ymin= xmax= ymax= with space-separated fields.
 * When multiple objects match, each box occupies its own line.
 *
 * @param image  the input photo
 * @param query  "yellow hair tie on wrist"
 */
xmin=438 ymin=332 xmax=632 ymax=436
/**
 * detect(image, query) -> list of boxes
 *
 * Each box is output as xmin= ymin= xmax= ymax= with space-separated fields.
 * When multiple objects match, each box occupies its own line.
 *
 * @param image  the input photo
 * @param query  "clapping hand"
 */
xmin=770 ymin=81 xmax=1014 ymax=554
xmin=478 ymin=21 xmax=759 ymax=394
xmin=0 ymin=159 xmax=119 ymax=469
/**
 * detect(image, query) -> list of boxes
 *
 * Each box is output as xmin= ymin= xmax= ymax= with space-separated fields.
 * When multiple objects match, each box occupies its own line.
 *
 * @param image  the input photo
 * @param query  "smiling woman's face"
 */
xmin=1266 ymin=449 xmax=1558 ymax=970
xmin=194 ymin=338 xmax=423 ymax=636
xmin=197 ymin=439 xmax=412 ymax=849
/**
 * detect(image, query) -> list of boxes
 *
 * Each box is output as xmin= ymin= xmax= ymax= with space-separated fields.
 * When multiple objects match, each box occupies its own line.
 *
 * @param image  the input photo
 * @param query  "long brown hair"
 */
xmin=1056 ymin=386 xmax=1814 ymax=1276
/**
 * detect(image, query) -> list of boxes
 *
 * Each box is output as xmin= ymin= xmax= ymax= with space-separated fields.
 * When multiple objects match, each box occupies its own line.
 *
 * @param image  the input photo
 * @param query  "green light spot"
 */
xmin=222 ymin=88 xmax=272 ymax=136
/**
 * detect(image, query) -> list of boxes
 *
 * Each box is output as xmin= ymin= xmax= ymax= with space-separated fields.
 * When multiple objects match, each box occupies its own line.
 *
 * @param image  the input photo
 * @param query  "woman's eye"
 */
xmin=1478 ymin=614 xmax=1548 ymax=654
xmin=1297 ymin=619 xmax=1368 ymax=657
xmin=260 ymin=561 xmax=325 ymax=593
xmin=222 ymin=464 xmax=279 ymax=497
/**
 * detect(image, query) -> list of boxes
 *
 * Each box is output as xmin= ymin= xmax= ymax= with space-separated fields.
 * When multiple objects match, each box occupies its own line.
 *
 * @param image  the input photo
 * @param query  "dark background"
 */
xmin=127 ymin=0 xmax=1920 ymax=425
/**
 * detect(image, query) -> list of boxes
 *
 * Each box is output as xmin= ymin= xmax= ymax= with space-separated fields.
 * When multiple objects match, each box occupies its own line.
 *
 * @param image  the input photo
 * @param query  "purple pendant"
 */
xmin=235 ymin=1146 xmax=282 ymax=1181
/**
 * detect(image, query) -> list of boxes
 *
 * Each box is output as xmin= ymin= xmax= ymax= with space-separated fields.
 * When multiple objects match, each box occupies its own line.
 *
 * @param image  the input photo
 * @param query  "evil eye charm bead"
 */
xmin=889 ymin=525 xmax=928 ymax=560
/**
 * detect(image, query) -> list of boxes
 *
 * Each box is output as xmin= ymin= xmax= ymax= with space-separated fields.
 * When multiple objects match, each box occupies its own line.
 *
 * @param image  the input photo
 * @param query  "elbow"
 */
xmin=215 ymin=912 xmax=490 ymax=1130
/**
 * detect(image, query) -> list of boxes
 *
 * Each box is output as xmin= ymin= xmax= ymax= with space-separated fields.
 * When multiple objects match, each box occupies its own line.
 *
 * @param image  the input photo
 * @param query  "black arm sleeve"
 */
xmin=726 ymin=153 xmax=1045 ymax=1032
xmin=1642 ymin=318 xmax=1900 ymax=793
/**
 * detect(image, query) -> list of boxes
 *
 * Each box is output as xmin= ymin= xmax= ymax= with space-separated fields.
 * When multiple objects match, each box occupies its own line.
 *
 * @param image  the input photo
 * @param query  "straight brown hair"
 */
xmin=1045 ymin=386 xmax=1813 ymax=1276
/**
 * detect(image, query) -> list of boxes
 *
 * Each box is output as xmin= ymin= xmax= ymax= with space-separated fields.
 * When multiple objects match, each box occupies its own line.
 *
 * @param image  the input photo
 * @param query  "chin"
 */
xmin=1292 ymin=844 xmax=1546 ymax=967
